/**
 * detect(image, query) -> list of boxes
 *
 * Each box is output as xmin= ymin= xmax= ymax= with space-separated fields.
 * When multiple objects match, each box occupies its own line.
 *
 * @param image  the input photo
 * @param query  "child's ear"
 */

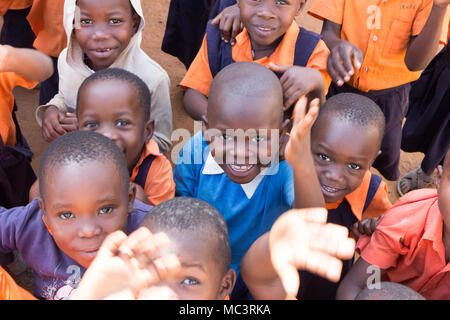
xmin=435 ymin=165 xmax=443 ymax=190
xmin=217 ymin=269 xmax=236 ymax=300
xmin=297 ymin=0 xmax=307 ymax=15
xmin=201 ymin=115 xmax=209 ymax=141
xmin=144 ymin=120 xmax=154 ymax=143
xmin=132 ymin=12 xmax=140 ymax=33
xmin=127 ymin=183 xmax=137 ymax=214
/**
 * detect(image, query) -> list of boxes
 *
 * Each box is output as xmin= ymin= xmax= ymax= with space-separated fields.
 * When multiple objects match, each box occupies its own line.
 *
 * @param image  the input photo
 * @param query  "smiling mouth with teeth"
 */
xmin=229 ymin=164 xmax=255 ymax=172
xmin=321 ymin=184 xmax=344 ymax=194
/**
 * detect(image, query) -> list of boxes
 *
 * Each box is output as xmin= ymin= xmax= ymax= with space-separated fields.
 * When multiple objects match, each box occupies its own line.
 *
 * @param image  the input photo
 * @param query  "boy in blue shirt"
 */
xmin=174 ymin=61 xmax=324 ymax=298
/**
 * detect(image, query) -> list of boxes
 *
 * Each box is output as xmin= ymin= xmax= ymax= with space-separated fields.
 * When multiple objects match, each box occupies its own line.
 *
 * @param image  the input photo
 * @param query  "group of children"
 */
xmin=0 ymin=0 xmax=448 ymax=300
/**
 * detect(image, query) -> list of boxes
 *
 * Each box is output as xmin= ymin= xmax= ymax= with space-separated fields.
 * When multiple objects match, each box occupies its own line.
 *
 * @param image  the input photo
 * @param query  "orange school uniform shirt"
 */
xmin=180 ymin=21 xmax=331 ymax=97
xmin=26 ymin=0 xmax=67 ymax=58
xmin=0 ymin=266 xmax=36 ymax=300
xmin=309 ymin=0 xmax=434 ymax=91
xmin=357 ymin=189 xmax=450 ymax=300
xmin=326 ymin=171 xmax=392 ymax=221
xmin=0 ymin=72 xmax=37 ymax=146
xmin=130 ymin=139 xmax=175 ymax=206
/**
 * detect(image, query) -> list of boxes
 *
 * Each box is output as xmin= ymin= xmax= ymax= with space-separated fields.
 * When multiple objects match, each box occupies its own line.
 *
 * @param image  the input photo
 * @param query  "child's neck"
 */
xmin=250 ymin=36 xmax=283 ymax=60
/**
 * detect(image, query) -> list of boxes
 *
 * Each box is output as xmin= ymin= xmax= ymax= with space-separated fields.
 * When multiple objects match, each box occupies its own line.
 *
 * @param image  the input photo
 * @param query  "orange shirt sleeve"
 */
xmin=308 ymin=0 xmax=344 ymax=24
xmin=0 ymin=267 xmax=36 ymax=300
xmin=412 ymin=0 xmax=434 ymax=36
xmin=305 ymin=39 xmax=332 ymax=92
xmin=180 ymin=35 xmax=214 ymax=97
xmin=0 ymin=72 xmax=37 ymax=146
xmin=362 ymin=180 xmax=392 ymax=219
xmin=357 ymin=204 xmax=412 ymax=269
xmin=144 ymin=156 xmax=175 ymax=206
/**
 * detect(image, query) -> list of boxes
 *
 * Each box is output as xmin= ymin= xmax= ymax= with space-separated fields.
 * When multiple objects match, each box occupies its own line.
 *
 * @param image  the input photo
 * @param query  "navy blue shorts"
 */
xmin=327 ymin=82 xmax=411 ymax=181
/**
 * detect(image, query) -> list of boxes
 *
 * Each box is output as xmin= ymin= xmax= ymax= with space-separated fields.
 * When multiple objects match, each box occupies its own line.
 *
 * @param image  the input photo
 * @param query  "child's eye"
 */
xmin=181 ymin=278 xmax=199 ymax=286
xmin=276 ymin=0 xmax=289 ymax=5
xmin=80 ymin=18 xmax=93 ymax=25
xmin=59 ymin=212 xmax=75 ymax=220
xmin=83 ymin=122 xmax=98 ymax=130
xmin=348 ymin=163 xmax=361 ymax=170
xmin=318 ymin=154 xmax=331 ymax=162
xmin=115 ymin=119 xmax=130 ymax=127
xmin=251 ymin=136 xmax=266 ymax=143
xmin=109 ymin=18 xmax=122 ymax=24
xmin=98 ymin=206 xmax=114 ymax=215
xmin=218 ymin=134 xmax=233 ymax=142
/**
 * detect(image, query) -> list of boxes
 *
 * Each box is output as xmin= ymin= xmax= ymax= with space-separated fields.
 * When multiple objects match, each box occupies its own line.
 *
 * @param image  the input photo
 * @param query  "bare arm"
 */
xmin=320 ymin=20 xmax=363 ymax=86
xmin=241 ymin=208 xmax=356 ymax=300
xmin=336 ymin=257 xmax=386 ymax=300
xmin=0 ymin=45 xmax=53 ymax=82
xmin=405 ymin=3 xmax=449 ymax=71
xmin=183 ymin=88 xmax=209 ymax=121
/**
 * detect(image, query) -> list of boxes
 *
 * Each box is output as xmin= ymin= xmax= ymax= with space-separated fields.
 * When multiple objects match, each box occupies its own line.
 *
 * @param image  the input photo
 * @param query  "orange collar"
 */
xmin=130 ymin=139 xmax=161 ymax=181
xmin=234 ymin=21 xmax=300 ymax=66
xmin=325 ymin=171 xmax=373 ymax=221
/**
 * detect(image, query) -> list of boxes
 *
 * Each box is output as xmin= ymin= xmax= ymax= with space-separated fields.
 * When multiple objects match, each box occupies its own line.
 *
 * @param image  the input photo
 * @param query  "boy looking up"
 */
xmin=174 ymin=62 xmax=324 ymax=298
xmin=308 ymin=0 xmax=450 ymax=180
xmin=337 ymin=148 xmax=450 ymax=300
xmin=0 ymin=131 xmax=151 ymax=300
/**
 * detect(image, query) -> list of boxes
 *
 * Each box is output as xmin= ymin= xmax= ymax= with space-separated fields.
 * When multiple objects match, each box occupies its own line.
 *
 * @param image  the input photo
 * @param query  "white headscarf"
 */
xmin=38 ymin=0 xmax=173 ymax=152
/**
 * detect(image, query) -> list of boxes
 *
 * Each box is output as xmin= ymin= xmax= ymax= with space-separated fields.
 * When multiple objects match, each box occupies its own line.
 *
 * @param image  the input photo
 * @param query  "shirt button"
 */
xmin=365 ymin=67 xmax=369 ymax=72
xmin=373 ymin=35 xmax=378 ymax=42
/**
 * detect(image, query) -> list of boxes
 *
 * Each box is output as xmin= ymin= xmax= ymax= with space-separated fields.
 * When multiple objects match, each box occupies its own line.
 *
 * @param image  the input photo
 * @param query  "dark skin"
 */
xmin=321 ymin=1 xmax=449 ymax=85
xmin=39 ymin=160 xmax=136 ymax=269
xmin=203 ymin=78 xmax=324 ymax=209
xmin=77 ymin=79 xmax=154 ymax=204
xmin=183 ymin=0 xmax=325 ymax=120
xmin=41 ymin=0 xmax=140 ymax=142
xmin=336 ymin=150 xmax=450 ymax=300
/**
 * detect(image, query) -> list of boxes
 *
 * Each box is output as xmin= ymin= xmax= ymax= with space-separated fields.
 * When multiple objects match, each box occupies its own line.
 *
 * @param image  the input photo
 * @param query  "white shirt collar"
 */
xmin=202 ymin=152 xmax=274 ymax=199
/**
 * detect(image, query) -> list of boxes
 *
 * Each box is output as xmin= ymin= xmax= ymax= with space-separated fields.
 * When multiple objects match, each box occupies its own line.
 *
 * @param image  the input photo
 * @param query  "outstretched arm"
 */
xmin=336 ymin=256 xmax=386 ymax=300
xmin=285 ymin=97 xmax=325 ymax=209
xmin=405 ymin=2 xmax=449 ymax=71
xmin=0 ymin=45 xmax=53 ymax=82
xmin=241 ymin=208 xmax=356 ymax=299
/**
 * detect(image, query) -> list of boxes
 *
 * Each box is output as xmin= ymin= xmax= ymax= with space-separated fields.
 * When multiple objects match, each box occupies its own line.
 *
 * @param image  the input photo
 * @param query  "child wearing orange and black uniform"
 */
xmin=308 ymin=0 xmax=450 ymax=181
xmin=181 ymin=0 xmax=331 ymax=121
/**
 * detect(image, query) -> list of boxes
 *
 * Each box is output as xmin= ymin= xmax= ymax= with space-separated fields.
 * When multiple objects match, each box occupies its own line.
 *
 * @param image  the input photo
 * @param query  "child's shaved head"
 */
xmin=141 ymin=197 xmax=231 ymax=274
xmin=38 ymin=131 xmax=130 ymax=198
xmin=313 ymin=93 xmax=386 ymax=148
xmin=77 ymin=68 xmax=151 ymax=121
xmin=208 ymin=62 xmax=284 ymax=126
xmin=356 ymin=282 xmax=426 ymax=300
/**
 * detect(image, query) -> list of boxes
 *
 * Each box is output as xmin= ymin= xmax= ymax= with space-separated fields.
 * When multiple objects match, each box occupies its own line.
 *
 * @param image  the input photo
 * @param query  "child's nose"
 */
xmin=78 ymin=222 xmax=101 ymax=238
xmin=99 ymin=127 xmax=119 ymax=142
xmin=324 ymin=165 xmax=345 ymax=183
xmin=256 ymin=2 xmax=276 ymax=19
xmin=91 ymin=25 xmax=110 ymax=40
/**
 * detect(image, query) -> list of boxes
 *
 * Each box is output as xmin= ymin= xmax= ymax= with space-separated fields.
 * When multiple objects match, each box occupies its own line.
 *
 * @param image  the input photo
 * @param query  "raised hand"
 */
xmin=327 ymin=40 xmax=363 ymax=86
xmin=269 ymin=208 xmax=356 ymax=297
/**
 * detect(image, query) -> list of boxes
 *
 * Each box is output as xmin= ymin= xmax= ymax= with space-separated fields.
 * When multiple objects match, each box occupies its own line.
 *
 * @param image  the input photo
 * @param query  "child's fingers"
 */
xmin=304 ymin=250 xmax=344 ymax=283
xmin=219 ymin=16 xmax=232 ymax=43
xmin=268 ymin=62 xmax=290 ymax=75
xmin=134 ymin=232 xmax=171 ymax=267
xmin=351 ymin=48 xmax=363 ymax=70
xmin=117 ymin=227 xmax=154 ymax=259
xmin=276 ymin=262 xmax=301 ymax=298
xmin=327 ymin=57 xmax=344 ymax=86
xmin=152 ymin=253 xmax=182 ymax=282
xmin=210 ymin=12 xmax=222 ymax=26
xmin=230 ymin=17 xmax=241 ymax=45
xmin=97 ymin=230 xmax=128 ymax=258
xmin=339 ymin=45 xmax=355 ymax=78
